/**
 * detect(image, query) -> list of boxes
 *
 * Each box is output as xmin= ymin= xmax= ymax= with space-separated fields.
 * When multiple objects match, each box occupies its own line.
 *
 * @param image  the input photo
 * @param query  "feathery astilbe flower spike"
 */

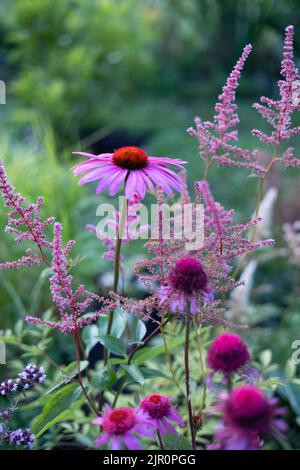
xmin=26 ymin=223 xmax=113 ymax=334
xmin=187 ymin=45 xmax=266 ymax=176
xmin=0 ymin=160 xmax=54 ymax=269
xmin=252 ymin=26 xmax=300 ymax=168
xmin=117 ymin=176 xmax=273 ymax=327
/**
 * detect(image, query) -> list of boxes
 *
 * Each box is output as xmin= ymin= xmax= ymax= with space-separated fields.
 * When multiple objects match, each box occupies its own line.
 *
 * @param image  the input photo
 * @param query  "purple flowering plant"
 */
xmin=0 ymin=25 xmax=299 ymax=451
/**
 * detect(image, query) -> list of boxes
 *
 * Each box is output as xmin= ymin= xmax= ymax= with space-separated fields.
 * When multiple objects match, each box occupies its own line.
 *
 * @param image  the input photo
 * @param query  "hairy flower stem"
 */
xmin=104 ymin=197 xmax=128 ymax=365
xmin=185 ymin=308 xmax=196 ymax=450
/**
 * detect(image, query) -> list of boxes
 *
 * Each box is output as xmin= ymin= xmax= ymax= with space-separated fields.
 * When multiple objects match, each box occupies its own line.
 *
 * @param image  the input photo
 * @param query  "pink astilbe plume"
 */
xmin=252 ymin=25 xmax=300 ymax=167
xmin=188 ymin=45 xmax=266 ymax=176
xmin=0 ymin=161 xmax=54 ymax=269
xmin=116 ymin=176 xmax=273 ymax=327
xmin=26 ymin=223 xmax=113 ymax=334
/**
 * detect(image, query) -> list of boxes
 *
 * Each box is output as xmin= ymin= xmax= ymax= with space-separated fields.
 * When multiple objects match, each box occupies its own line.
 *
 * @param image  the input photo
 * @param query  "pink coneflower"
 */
xmin=139 ymin=394 xmax=185 ymax=435
xmin=159 ymin=257 xmax=210 ymax=314
xmin=92 ymin=405 xmax=153 ymax=450
xmin=209 ymin=385 xmax=288 ymax=450
xmin=72 ymin=146 xmax=186 ymax=199
xmin=206 ymin=333 xmax=250 ymax=375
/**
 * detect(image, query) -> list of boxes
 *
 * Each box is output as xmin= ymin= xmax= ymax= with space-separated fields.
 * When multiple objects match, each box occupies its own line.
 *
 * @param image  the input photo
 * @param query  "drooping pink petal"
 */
xmin=95 ymin=433 xmax=110 ymax=447
xmin=96 ymin=168 xmax=124 ymax=194
xmin=109 ymin=170 xmax=127 ymax=196
xmin=122 ymin=433 xmax=141 ymax=450
xmin=125 ymin=170 xmax=147 ymax=199
xmin=111 ymin=436 xmax=121 ymax=450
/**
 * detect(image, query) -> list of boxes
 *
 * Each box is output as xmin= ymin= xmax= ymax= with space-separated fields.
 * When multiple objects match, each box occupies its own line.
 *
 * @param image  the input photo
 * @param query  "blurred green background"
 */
xmin=0 ymin=0 xmax=300 ymax=373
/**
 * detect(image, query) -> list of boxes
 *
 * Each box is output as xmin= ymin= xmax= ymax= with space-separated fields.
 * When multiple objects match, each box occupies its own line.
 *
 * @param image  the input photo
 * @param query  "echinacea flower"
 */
xmin=93 ymin=405 xmax=154 ymax=450
xmin=159 ymin=257 xmax=210 ymax=314
xmin=139 ymin=394 xmax=185 ymax=435
xmin=206 ymin=333 xmax=250 ymax=375
xmin=209 ymin=385 xmax=287 ymax=450
xmin=72 ymin=146 xmax=186 ymax=199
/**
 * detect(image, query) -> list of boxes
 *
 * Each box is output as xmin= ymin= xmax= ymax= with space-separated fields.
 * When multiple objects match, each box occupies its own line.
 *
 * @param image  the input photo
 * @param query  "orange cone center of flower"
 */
xmin=149 ymin=394 xmax=162 ymax=404
xmin=113 ymin=146 xmax=148 ymax=170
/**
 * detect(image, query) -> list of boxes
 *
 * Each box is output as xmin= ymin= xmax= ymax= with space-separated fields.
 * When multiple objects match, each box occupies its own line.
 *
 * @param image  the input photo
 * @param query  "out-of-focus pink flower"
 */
xmin=139 ymin=394 xmax=185 ymax=435
xmin=93 ymin=405 xmax=153 ymax=450
xmin=159 ymin=257 xmax=210 ymax=314
xmin=72 ymin=146 xmax=186 ymax=199
xmin=209 ymin=386 xmax=288 ymax=450
xmin=207 ymin=333 xmax=250 ymax=375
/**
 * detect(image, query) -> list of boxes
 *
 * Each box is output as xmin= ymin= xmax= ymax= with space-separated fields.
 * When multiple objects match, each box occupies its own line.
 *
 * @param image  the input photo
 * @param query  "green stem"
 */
xmin=226 ymin=374 xmax=232 ymax=393
xmin=193 ymin=320 xmax=207 ymax=413
xmin=184 ymin=307 xmax=196 ymax=450
xmin=73 ymin=328 xmax=98 ymax=415
xmin=157 ymin=430 xmax=164 ymax=450
xmin=103 ymin=196 xmax=128 ymax=365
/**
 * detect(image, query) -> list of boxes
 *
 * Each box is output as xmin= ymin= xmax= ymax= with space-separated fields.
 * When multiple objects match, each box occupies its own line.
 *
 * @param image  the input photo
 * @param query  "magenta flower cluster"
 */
xmin=209 ymin=385 xmax=287 ymax=450
xmin=206 ymin=332 xmax=250 ymax=375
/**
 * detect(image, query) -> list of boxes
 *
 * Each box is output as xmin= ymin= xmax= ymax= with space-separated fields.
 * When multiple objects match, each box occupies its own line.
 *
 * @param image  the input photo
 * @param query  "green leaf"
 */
xmin=99 ymin=308 xmax=127 ymax=338
xmin=31 ymin=383 xmax=83 ymax=438
xmin=46 ymin=361 xmax=89 ymax=394
xmin=90 ymin=368 xmax=117 ymax=391
xmin=126 ymin=315 xmax=147 ymax=345
xmin=100 ymin=335 xmax=127 ymax=357
xmin=81 ymin=324 xmax=100 ymax=354
xmin=259 ymin=349 xmax=272 ymax=368
xmin=163 ymin=433 xmax=192 ymax=450
xmin=121 ymin=364 xmax=144 ymax=385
